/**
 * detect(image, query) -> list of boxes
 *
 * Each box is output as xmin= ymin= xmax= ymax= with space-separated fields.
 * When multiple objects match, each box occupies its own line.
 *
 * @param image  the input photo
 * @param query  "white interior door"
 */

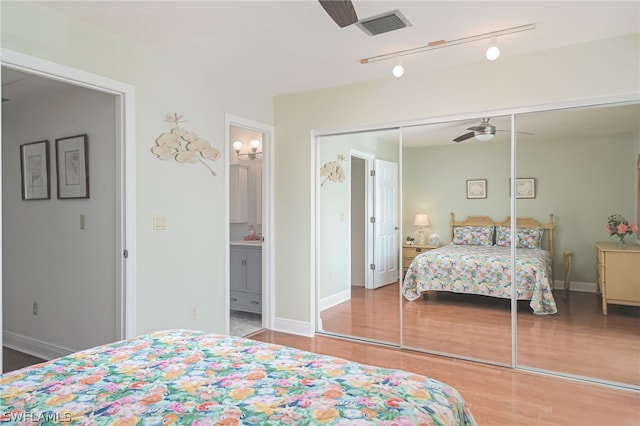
xmin=372 ymin=159 xmax=398 ymax=288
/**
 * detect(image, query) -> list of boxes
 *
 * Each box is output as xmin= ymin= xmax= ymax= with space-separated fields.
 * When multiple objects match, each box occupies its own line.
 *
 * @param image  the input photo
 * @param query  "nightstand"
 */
xmin=596 ymin=242 xmax=640 ymax=315
xmin=403 ymin=244 xmax=438 ymax=275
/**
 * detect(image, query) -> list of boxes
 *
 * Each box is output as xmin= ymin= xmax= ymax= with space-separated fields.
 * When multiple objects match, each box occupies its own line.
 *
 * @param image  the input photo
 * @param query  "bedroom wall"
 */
xmin=2 ymin=83 xmax=117 ymax=352
xmin=273 ymin=34 xmax=640 ymax=327
xmin=402 ymin=132 xmax=637 ymax=284
xmin=1 ymin=2 xmax=274 ymax=340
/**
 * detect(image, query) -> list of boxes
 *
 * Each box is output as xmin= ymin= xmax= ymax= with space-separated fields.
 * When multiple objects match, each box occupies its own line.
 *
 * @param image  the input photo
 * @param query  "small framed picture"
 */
xmin=466 ymin=179 xmax=487 ymax=199
xmin=56 ymin=134 xmax=89 ymax=199
xmin=515 ymin=178 xmax=536 ymax=199
xmin=20 ymin=140 xmax=51 ymax=200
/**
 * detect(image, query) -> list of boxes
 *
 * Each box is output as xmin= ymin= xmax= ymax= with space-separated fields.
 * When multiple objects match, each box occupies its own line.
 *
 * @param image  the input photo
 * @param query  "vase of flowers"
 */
xmin=607 ymin=214 xmax=638 ymax=248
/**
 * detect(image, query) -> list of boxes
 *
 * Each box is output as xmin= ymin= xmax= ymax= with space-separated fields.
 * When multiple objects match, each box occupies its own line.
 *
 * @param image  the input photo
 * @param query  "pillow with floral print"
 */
xmin=495 ymin=226 xmax=543 ymax=249
xmin=452 ymin=225 xmax=494 ymax=246
xmin=495 ymin=226 xmax=511 ymax=247
xmin=517 ymin=227 xmax=544 ymax=249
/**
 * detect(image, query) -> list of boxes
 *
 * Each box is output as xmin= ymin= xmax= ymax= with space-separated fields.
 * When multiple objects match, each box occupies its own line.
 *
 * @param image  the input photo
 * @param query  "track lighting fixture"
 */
xmin=392 ymin=57 xmax=404 ymax=78
xmin=360 ymin=23 xmax=535 ymax=67
xmin=233 ymin=139 xmax=262 ymax=160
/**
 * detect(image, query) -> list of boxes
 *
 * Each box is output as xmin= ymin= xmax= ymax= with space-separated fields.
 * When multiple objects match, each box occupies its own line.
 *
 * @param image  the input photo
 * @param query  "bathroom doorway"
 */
xmin=226 ymin=115 xmax=273 ymax=337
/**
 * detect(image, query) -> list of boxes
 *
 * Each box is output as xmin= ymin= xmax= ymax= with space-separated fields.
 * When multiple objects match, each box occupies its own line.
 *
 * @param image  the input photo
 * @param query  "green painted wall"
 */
xmin=402 ymin=132 xmax=637 ymax=283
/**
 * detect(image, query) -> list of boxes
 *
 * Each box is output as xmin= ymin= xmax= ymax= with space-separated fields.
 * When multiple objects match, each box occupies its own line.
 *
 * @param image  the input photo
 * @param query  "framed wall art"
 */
xmin=515 ymin=178 xmax=536 ymax=199
xmin=466 ymin=179 xmax=487 ymax=199
xmin=56 ymin=134 xmax=89 ymax=199
xmin=20 ymin=140 xmax=51 ymax=200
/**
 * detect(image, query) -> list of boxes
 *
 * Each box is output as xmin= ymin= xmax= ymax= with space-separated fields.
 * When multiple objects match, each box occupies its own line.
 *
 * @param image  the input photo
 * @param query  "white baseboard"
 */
xmin=272 ymin=317 xmax=314 ymax=337
xmin=319 ymin=289 xmax=351 ymax=311
xmin=3 ymin=331 xmax=75 ymax=361
xmin=553 ymin=280 xmax=597 ymax=293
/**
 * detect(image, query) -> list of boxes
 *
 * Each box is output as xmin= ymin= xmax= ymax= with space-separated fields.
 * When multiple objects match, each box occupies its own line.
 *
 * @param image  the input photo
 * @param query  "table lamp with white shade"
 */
xmin=414 ymin=213 xmax=430 ymax=245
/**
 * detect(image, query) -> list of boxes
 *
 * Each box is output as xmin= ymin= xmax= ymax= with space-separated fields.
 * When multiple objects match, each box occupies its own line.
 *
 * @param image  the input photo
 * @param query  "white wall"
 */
xmin=1 ymin=2 xmax=274 ymax=337
xmin=2 ymin=83 xmax=117 ymax=352
xmin=273 ymin=34 xmax=640 ymax=325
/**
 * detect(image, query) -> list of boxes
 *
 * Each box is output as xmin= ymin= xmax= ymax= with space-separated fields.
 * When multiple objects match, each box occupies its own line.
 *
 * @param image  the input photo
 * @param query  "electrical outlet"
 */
xmin=33 ymin=302 xmax=38 ymax=316
xmin=189 ymin=307 xmax=198 ymax=321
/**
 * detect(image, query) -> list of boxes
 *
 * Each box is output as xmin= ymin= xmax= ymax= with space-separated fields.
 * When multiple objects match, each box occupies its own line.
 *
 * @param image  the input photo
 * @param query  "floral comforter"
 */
xmin=1 ymin=329 xmax=476 ymax=425
xmin=403 ymin=244 xmax=557 ymax=315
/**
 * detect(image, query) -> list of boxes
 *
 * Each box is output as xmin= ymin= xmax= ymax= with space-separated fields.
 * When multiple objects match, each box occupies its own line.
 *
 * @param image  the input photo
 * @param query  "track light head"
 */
xmin=392 ymin=57 xmax=404 ymax=78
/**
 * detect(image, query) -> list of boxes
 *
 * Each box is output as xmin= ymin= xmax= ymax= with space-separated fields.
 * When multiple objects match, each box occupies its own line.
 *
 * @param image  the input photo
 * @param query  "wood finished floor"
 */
xmin=251 ymin=329 xmax=640 ymax=426
xmin=321 ymin=283 xmax=640 ymax=386
xmin=2 ymin=347 xmax=46 ymax=373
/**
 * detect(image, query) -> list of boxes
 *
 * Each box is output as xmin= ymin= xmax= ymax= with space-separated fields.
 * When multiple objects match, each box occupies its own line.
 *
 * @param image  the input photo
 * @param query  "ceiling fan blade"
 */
xmin=453 ymin=132 xmax=475 ymax=142
xmin=318 ymin=0 xmax=358 ymax=28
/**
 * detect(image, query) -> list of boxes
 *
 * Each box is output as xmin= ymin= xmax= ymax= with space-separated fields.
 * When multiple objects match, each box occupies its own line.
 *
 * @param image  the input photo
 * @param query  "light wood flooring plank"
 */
xmin=251 ymin=330 xmax=640 ymax=426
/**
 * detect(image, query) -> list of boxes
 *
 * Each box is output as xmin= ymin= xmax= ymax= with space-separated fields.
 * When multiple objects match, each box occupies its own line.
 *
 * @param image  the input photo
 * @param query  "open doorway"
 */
xmin=1 ymin=49 xmax=135 ymax=369
xmin=225 ymin=115 xmax=273 ymax=337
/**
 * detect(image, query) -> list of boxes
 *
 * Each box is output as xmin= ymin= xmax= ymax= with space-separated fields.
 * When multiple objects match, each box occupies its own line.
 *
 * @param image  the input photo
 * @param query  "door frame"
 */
xmin=0 ymin=49 xmax=137 ymax=362
xmin=349 ymin=150 xmax=375 ymax=289
xmin=224 ymin=114 xmax=274 ymax=333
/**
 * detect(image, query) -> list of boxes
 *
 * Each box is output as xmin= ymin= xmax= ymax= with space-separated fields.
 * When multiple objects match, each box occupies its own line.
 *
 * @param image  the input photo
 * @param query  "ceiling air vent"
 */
xmin=356 ymin=10 xmax=412 ymax=36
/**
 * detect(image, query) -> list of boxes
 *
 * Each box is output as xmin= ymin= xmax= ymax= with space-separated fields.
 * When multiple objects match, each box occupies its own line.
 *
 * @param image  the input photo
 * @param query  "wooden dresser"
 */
xmin=403 ymin=244 xmax=438 ymax=275
xmin=596 ymin=242 xmax=640 ymax=315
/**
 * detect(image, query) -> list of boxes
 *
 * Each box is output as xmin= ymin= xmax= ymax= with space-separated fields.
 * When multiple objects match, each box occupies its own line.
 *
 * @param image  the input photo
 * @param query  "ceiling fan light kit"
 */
xmin=474 ymin=129 xmax=495 ymax=142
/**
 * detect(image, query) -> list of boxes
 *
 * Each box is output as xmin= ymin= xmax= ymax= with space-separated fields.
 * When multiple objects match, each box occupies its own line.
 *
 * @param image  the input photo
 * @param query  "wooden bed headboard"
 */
xmin=450 ymin=212 xmax=555 ymax=256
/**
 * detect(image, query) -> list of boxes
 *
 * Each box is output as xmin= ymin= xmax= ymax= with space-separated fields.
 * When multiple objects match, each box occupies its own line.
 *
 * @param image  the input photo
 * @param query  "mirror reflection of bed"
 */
xmin=316 ymin=101 xmax=640 ymax=389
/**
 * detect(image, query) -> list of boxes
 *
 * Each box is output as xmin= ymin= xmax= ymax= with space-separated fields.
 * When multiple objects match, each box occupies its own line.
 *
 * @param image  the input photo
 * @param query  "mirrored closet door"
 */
xmin=515 ymin=102 xmax=640 ymax=388
xmin=316 ymin=129 xmax=401 ymax=345
xmin=314 ymin=99 xmax=639 ymax=390
xmin=400 ymin=116 xmax=513 ymax=365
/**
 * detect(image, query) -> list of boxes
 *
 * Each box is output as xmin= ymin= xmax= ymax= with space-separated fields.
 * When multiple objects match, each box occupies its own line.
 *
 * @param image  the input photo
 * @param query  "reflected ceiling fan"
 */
xmin=318 ymin=0 xmax=358 ymax=28
xmin=453 ymin=118 xmax=532 ymax=142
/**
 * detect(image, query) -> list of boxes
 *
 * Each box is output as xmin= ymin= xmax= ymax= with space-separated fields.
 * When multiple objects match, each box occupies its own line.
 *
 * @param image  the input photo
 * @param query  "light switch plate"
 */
xmin=153 ymin=215 xmax=168 ymax=230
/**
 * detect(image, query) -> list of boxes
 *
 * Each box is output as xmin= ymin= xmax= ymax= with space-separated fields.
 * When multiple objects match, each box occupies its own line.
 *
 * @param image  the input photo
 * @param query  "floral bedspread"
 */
xmin=403 ymin=244 xmax=557 ymax=315
xmin=1 ymin=329 xmax=476 ymax=425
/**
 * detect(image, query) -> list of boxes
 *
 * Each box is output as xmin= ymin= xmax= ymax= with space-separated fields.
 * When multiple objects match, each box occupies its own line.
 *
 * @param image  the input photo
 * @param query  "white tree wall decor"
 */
xmin=152 ymin=113 xmax=221 ymax=175
xmin=320 ymin=154 xmax=346 ymax=187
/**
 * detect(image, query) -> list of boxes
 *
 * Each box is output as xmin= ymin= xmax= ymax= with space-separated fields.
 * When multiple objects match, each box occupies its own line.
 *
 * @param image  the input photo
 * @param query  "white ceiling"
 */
xmin=30 ymin=0 xmax=640 ymax=97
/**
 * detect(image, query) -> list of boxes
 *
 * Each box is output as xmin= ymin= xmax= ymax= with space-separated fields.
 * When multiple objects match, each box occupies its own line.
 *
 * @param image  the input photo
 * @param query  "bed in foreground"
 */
xmin=1 ymin=329 xmax=476 ymax=425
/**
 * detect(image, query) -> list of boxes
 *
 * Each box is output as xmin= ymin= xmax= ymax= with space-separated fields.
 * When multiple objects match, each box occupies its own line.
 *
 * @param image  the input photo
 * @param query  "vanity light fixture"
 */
xmin=360 ymin=23 xmax=535 ymax=69
xmin=233 ymin=139 xmax=262 ymax=160
xmin=414 ymin=213 xmax=430 ymax=245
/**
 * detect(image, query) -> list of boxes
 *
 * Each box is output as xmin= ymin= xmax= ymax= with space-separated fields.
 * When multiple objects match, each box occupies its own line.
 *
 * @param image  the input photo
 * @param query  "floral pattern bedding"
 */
xmin=1 ymin=329 xmax=476 ymax=425
xmin=403 ymin=244 xmax=557 ymax=315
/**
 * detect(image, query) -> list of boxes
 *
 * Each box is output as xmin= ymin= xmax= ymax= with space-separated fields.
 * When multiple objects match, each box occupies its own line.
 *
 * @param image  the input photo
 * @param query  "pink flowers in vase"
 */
xmin=607 ymin=214 xmax=638 ymax=246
